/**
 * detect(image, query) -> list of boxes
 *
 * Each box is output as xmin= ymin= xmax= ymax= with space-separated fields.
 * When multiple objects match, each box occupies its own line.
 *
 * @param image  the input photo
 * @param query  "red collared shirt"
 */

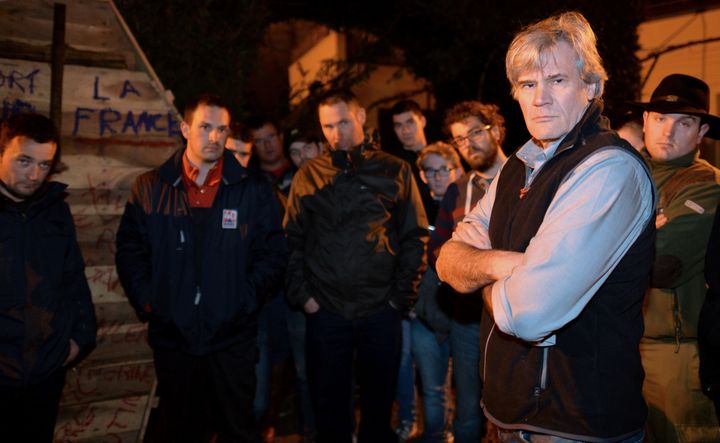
xmin=182 ymin=154 xmax=223 ymax=208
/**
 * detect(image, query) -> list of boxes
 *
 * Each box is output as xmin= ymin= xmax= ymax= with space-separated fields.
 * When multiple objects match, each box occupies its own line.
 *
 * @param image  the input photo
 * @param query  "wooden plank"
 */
xmin=72 ymin=213 xmax=121 ymax=253
xmin=67 ymin=188 xmax=129 ymax=217
xmin=87 ymin=323 xmax=152 ymax=364
xmin=0 ymin=1 xmax=56 ymax=22
xmin=61 ymin=361 xmax=155 ymax=407
xmin=59 ymin=144 xmax=178 ymax=173
xmin=54 ymin=395 xmax=148 ymax=442
xmin=95 ymin=301 xmax=139 ymax=328
xmin=0 ymin=39 xmax=131 ymax=69
xmin=85 ymin=266 xmax=124 ymax=303
xmin=1 ymin=58 xmax=169 ymax=106
xmin=56 ymin=429 xmax=140 ymax=443
xmin=81 ymin=245 xmax=116 ymax=268
xmin=0 ymin=0 xmax=135 ymax=54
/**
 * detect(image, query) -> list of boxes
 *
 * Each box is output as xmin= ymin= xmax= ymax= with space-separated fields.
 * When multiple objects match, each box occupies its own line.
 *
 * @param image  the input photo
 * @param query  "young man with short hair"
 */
xmin=0 ymin=112 xmax=97 ymax=442
xmin=285 ymin=90 xmax=428 ymax=443
xmin=634 ymin=73 xmax=720 ymax=441
xmin=116 ymin=94 xmax=287 ymax=442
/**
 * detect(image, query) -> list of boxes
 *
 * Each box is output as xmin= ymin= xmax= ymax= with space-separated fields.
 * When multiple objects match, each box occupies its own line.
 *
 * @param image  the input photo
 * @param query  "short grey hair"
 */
xmin=505 ymin=11 xmax=607 ymax=99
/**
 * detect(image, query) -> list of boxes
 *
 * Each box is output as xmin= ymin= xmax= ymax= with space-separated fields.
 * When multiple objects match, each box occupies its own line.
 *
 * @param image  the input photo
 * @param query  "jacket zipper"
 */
xmin=194 ymin=286 xmax=202 ymax=305
xmin=540 ymin=347 xmax=548 ymax=389
xmin=534 ymin=347 xmax=549 ymax=396
xmin=483 ymin=322 xmax=495 ymax=383
xmin=177 ymin=229 xmax=185 ymax=250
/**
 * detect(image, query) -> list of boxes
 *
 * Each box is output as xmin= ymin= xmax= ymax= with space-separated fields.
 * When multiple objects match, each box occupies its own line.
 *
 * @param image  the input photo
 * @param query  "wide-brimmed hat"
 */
xmin=630 ymin=73 xmax=720 ymax=139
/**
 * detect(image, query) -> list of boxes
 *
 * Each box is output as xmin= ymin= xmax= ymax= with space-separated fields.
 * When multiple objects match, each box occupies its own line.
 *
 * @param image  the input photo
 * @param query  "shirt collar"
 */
xmin=515 ymin=138 xmax=563 ymax=170
xmin=182 ymin=152 xmax=224 ymax=187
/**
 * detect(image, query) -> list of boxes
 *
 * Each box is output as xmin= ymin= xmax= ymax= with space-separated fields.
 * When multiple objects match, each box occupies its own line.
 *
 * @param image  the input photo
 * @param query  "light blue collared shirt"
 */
xmin=453 ymin=138 xmax=655 ymax=345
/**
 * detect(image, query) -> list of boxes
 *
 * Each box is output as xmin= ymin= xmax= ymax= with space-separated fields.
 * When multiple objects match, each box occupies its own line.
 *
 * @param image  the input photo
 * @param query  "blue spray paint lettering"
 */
xmin=167 ymin=113 xmax=181 ymax=137
xmin=99 ymin=108 xmax=122 ymax=136
xmin=119 ymin=80 xmax=141 ymax=98
xmin=1 ymin=97 xmax=36 ymax=120
xmin=73 ymin=107 xmax=95 ymax=135
xmin=73 ymin=106 xmax=181 ymax=138
xmin=0 ymin=69 xmax=40 ymax=94
xmin=93 ymin=76 xmax=110 ymax=101
xmin=122 ymin=111 xmax=167 ymax=134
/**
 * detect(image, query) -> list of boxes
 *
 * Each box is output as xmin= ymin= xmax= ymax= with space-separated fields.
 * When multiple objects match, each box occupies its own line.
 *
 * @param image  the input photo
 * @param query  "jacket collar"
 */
xmin=554 ymin=98 xmax=608 ymax=156
xmin=330 ymin=137 xmax=379 ymax=170
xmin=0 ymin=181 xmax=67 ymax=214
xmin=158 ymin=148 xmax=247 ymax=188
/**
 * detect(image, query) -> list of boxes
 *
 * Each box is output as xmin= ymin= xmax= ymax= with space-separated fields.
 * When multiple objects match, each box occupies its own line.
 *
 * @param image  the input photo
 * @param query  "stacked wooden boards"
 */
xmin=0 ymin=1 xmax=181 ymax=441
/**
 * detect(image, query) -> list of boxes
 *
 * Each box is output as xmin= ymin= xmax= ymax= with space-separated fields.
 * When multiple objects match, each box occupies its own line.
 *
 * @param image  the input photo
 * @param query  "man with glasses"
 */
xmin=420 ymin=100 xmax=507 ymax=442
xmin=412 ymin=142 xmax=463 ymax=442
xmin=250 ymin=118 xmax=293 ymax=194
xmin=437 ymin=12 xmax=654 ymax=442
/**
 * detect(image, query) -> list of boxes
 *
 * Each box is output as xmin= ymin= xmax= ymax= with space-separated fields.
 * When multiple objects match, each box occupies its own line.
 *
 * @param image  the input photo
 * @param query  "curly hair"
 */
xmin=444 ymin=101 xmax=506 ymax=146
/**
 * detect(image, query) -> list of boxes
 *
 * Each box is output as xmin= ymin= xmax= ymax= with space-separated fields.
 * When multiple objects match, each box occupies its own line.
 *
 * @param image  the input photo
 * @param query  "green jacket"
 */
xmin=643 ymin=149 xmax=720 ymax=340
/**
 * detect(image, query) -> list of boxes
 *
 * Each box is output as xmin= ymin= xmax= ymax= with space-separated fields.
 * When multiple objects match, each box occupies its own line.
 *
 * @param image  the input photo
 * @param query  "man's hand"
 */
xmin=437 ymin=240 xmax=522 ymax=293
xmin=304 ymin=297 xmax=320 ymax=314
xmin=656 ymin=212 xmax=668 ymax=229
xmin=63 ymin=339 xmax=79 ymax=366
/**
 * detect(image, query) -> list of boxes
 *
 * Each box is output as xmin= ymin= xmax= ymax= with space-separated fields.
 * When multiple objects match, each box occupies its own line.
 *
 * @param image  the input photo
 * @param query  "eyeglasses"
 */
xmin=451 ymin=125 xmax=492 ymax=149
xmin=423 ymin=166 xmax=453 ymax=179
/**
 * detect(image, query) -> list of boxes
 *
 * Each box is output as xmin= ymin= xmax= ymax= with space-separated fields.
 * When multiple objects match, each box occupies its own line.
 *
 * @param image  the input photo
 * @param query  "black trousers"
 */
xmin=306 ymin=304 xmax=401 ymax=443
xmin=153 ymin=338 xmax=260 ymax=443
xmin=0 ymin=369 xmax=66 ymax=443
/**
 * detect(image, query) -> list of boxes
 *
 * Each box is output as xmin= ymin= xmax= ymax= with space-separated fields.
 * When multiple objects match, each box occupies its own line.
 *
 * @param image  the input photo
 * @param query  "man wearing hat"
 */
xmin=634 ymin=73 xmax=720 ymax=441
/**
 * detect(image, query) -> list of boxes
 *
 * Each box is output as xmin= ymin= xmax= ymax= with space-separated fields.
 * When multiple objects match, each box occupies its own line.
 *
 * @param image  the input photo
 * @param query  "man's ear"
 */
xmin=697 ymin=122 xmax=710 ymax=145
xmin=180 ymin=121 xmax=190 ymax=140
xmin=420 ymin=115 xmax=427 ymax=129
xmin=357 ymin=107 xmax=367 ymax=126
xmin=585 ymin=81 xmax=597 ymax=101
xmin=419 ymin=169 xmax=429 ymax=185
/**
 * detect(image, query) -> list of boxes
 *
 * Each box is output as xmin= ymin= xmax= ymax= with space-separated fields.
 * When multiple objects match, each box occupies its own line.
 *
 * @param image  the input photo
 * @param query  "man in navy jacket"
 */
xmin=0 ymin=112 xmax=97 ymax=442
xmin=116 ymin=94 xmax=287 ymax=442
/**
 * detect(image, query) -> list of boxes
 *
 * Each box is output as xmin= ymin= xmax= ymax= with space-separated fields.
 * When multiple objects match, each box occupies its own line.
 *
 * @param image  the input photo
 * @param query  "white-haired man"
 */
xmin=437 ymin=12 xmax=655 ymax=442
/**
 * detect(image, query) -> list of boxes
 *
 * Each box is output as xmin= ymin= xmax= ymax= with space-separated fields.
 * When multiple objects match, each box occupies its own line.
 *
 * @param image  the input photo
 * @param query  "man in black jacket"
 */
xmin=116 ymin=94 xmax=287 ymax=442
xmin=0 ymin=112 xmax=97 ymax=442
xmin=284 ymin=90 xmax=428 ymax=443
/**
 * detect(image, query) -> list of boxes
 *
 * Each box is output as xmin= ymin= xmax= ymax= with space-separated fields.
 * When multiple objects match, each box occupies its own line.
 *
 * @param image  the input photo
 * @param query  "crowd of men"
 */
xmin=1 ymin=9 xmax=720 ymax=443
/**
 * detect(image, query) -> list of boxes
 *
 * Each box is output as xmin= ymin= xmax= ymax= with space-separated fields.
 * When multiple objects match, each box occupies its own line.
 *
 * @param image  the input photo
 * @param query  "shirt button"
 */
xmin=200 ymin=189 xmax=205 ymax=194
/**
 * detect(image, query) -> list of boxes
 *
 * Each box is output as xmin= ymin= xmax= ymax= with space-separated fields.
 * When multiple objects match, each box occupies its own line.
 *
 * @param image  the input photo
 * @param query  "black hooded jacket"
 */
xmin=0 ymin=182 xmax=97 ymax=386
